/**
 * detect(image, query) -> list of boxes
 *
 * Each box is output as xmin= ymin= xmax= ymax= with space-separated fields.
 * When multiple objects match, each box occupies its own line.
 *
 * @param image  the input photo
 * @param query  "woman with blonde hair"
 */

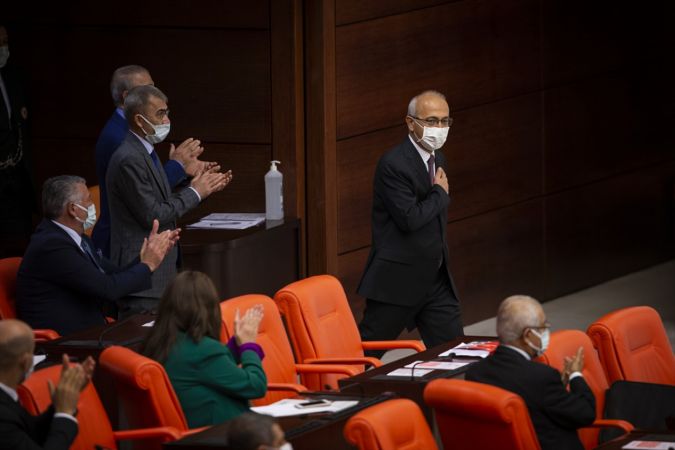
xmin=142 ymin=270 xmax=267 ymax=427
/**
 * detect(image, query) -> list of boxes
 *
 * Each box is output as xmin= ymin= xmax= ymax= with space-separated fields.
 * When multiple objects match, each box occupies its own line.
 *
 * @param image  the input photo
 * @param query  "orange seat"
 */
xmin=274 ymin=275 xmax=425 ymax=390
xmin=85 ymin=185 xmax=100 ymax=237
xmin=587 ymin=306 xmax=675 ymax=385
xmin=99 ymin=346 xmax=204 ymax=450
xmin=538 ymin=330 xmax=634 ymax=449
xmin=424 ymin=378 xmax=541 ymax=450
xmin=343 ymin=398 xmax=438 ymax=450
xmin=219 ymin=294 xmax=358 ymax=405
xmin=0 ymin=256 xmax=59 ymax=342
xmin=18 ymin=364 xmax=180 ymax=450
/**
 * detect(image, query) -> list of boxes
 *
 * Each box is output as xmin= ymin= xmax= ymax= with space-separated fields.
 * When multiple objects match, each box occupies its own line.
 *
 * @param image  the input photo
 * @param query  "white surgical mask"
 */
xmin=139 ymin=114 xmax=170 ymax=144
xmin=525 ymin=328 xmax=550 ymax=357
xmin=413 ymin=119 xmax=449 ymax=151
xmin=0 ymin=46 xmax=9 ymax=68
xmin=75 ymin=203 xmax=97 ymax=230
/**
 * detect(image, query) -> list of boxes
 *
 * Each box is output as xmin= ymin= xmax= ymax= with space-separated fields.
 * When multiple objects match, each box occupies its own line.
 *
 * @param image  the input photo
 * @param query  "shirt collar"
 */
xmin=503 ymin=344 xmax=532 ymax=361
xmin=115 ymin=107 xmax=125 ymax=119
xmin=0 ymin=382 xmax=18 ymax=402
xmin=408 ymin=134 xmax=434 ymax=165
xmin=51 ymin=220 xmax=82 ymax=247
xmin=130 ymin=130 xmax=154 ymax=155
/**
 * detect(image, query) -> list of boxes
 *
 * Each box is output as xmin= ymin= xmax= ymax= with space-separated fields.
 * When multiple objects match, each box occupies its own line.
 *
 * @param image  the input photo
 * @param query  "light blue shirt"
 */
xmin=51 ymin=220 xmax=82 ymax=247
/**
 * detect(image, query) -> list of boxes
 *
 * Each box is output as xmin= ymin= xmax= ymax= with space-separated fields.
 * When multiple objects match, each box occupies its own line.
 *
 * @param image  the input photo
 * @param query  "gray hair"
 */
xmin=496 ymin=295 xmax=543 ymax=344
xmin=226 ymin=413 xmax=277 ymax=450
xmin=407 ymin=90 xmax=447 ymax=116
xmin=124 ymin=85 xmax=168 ymax=124
xmin=42 ymin=175 xmax=86 ymax=220
xmin=110 ymin=65 xmax=150 ymax=107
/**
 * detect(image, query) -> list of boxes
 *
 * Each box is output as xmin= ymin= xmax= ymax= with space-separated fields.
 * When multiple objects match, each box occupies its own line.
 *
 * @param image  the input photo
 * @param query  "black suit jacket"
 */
xmin=357 ymin=137 xmax=458 ymax=306
xmin=0 ymin=389 xmax=77 ymax=450
xmin=465 ymin=346 xmax=596 ymax=450
xmin=16 ymin=219 xmax=152 ymax=335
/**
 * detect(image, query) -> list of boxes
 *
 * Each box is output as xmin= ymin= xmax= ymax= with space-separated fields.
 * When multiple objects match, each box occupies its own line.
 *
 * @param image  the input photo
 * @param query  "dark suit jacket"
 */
xmin=16 ymin=219 xmax=152 ymax=335
xmin=357 ymin=137 xmax=458 ymax=306
xmin=92 ymin=110 xmax=186 ymax=257
xmin=0 ymin=389 xmax=78 ymax=450
xmin=465 ymin=346 xmax=596 ymax=450
xmin=107 ymin=132 xmax=199 ymax=298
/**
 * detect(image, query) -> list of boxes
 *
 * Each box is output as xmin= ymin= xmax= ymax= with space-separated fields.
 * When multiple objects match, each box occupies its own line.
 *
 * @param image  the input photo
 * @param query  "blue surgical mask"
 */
xmin=75 ymin=203 xmax=97 ymax=230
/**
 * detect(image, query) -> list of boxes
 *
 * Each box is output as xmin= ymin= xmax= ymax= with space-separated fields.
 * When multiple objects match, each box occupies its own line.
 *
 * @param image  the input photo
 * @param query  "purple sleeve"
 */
xmin=225 ymin=336 xmax=265 ymax=361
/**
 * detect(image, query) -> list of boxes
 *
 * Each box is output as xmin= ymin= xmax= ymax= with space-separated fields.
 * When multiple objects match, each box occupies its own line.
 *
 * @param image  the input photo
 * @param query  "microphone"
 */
xmin=409 ymin=360 xmax=426 ymax=381
xmin=97 ymin=315 xmax=137 ymax=348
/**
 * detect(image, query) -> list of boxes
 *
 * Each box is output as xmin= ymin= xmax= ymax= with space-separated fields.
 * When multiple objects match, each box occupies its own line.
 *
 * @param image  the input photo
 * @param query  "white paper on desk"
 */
xmin=201 ymin=213 xmax=265 ymax=222
xmin=32 ymin=355 xmax=46 ymax=368
xmin=622 ymin=441 xmax=675 ymax=449
xmin=439 ymin=340 xmax=498 ymax=359
xmin=404 ymin=360 xmax=469 ymax=371
xmin=386 ymin=368 xmax=433 ymax=377
xmin=142 ymin=321 xmax=155 ymax=327
xmin=439 ymin=348 xmax=490 ymax=358
xmin=250 ymin=399 xmax=358 ymax=417
xmin=187 ymin=220 xmax=261 ymax=230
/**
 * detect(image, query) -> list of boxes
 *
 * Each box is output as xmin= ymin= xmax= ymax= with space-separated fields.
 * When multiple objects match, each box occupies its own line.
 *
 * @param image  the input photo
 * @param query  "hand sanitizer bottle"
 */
xmin=265 ymin=160 xmax=283 ymax=220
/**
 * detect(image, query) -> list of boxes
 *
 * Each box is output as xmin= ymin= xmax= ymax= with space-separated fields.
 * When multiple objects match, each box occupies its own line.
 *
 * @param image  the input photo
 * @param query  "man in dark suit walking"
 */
xmin=465 ymin=295 xmax=595 ymax=450
xmin=17 ymin=175 xmax=178 ymax=335
xmin=0 ymin=319 xmax=95 ymax=450
xmin=357 ymin=90 xmax=463 ymax=351
xmin=107 ymin=85 xmax=231 ymax=317
xmin=93 ymin=65 xmax=208 ymax=258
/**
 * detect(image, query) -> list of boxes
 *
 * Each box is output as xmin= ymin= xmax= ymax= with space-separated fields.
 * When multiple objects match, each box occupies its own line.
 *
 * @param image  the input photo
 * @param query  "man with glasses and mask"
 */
xmin=466 ymin=295 xmax=595 ymax=450
xmin=357 ymin=90 xmax=463 ymax=353
xmin=106 ymin=85 xmax=232 ymax=318
xmin=16 ymin=175 xmax=179 ymax=335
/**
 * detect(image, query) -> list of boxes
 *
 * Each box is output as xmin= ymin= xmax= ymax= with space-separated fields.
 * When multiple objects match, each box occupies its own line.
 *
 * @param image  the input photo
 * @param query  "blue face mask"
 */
xmin=75 ymin=203 xmax=97 ymax=230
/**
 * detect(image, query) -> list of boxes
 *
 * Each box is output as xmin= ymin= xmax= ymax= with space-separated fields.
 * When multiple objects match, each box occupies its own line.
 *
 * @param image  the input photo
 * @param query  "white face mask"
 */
xmin=0 ymin=46 xmax=9 ymax=68
xmin=525 ymin=328 xmax=550 ymax=357
xmin=139 ymin=114 xmax=170 ymax=144
xmin=412 ymin=119 xmax=449 ymax=151
xmin=75 ymin=203 xmax=97 ymax=230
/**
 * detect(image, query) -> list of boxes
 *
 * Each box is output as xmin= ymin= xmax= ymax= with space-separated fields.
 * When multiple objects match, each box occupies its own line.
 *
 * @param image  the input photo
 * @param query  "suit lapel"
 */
xmin=128 ymin=134 xmax=171 ymax=200
xmin=402 ymin=138 xmax=431 ymax=187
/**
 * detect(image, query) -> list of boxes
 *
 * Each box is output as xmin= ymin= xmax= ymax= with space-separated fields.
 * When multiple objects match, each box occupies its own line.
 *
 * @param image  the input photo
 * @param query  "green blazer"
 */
xmin=164 ymin=333 xmax=267 ymax=427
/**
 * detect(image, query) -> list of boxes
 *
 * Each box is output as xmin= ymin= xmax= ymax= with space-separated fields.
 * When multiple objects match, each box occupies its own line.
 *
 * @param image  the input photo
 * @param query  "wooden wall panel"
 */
xmin=546 ymin=163 xmax=675 ymax=299
xmin=336 ymin=0 xmax=449 ymax=26
xmin=10 ymin=27 xmax=271 ymax=144
xmin=31 ymin=139 xmax=98 ymax=188
xmin=337 ymin=93 xmax=542 ymax=254
xmin=335 ymin=0 xmax=540 ymax=139
xmin=544 ymin=74 xmax=672 ymax=193
xmin=448 ymin=199 xmax=545 ymax=325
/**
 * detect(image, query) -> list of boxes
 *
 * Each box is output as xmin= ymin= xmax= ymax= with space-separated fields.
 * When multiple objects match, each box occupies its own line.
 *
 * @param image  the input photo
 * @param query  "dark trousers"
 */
xmin=358 ymin=267 xmax=464 ymax=358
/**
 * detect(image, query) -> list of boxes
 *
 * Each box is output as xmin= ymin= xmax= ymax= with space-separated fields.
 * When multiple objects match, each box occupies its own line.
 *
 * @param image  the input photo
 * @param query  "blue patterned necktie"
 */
xmin=81 ymin=237 xmax=104 ymax=273
xmin=150 ymin=150 xmax=162 ymax=171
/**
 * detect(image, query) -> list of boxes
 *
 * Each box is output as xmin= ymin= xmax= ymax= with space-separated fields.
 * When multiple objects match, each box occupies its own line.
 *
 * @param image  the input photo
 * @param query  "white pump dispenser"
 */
xmin=265 ymin=160 xmax=283 ymax=220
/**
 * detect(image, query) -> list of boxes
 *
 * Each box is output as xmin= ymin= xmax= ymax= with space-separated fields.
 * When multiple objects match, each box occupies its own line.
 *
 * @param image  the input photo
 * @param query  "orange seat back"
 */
xmin=424 ymin=378 xmax=541 ymax=450
xmin=86 ymin=185 xmax=100 ymax=237
xmin=274 ymin=275 xmax=365 ymax=389
xmin=220 ymin=294 xmax=298 ymax=405
xmin=538 ymin=330 xmax=607 ymax=449
xmin=99 ymin=345 xmax=189 ymax=450
xmin=18 ymin=364 xmax=118 ymax=450
xmin=0 ymin=257 xmax=21 ymax=319
xmin=344 ymin=399 xmax=438 ymax=450
xmin=587 ymin=306 xmax=675 ymax=385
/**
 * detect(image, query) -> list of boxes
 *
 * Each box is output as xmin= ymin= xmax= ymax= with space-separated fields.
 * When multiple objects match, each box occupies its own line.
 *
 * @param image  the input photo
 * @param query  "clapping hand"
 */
xmin=561 ymin=346 xmax=584 ymax=385
xmin=234 ymin=305 xmax=264 ymax=345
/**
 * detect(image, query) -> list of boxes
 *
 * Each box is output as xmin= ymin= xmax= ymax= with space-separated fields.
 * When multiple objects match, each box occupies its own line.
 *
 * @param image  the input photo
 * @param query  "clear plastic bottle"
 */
xmin=264 ymin=160 xmax=283 ymax=220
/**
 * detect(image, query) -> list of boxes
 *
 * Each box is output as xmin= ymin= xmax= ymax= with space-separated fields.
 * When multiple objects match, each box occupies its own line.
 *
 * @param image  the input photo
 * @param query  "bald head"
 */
xmin=0 ymin=319 xmax=34 ymax=372
xmin=496 ymin=295 xmax=545 ymax=344
xmin=407 ymin=90 xmax=448 ymax=117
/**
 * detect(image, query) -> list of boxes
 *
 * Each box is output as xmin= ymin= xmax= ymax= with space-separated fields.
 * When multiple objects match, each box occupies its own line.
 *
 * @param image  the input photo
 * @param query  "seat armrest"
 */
xmin=584 ymin=419 xmax=634 ymax=434
xmin=181 ymin=426 xmax=210 ymax=437
xmin=303 ymin=357 xmax=382 ymax=368
xmin=113 ymin=426 xmax=182 ymax=442
xmin=361 ymin=340 xmax=425 ymax=352
xmin=267 ymin=382 xmax=308 ymax=393
xmin=33 ymin=329 xmax=59 ymax=342
xmin=295 ymin=363 xmax=360 ymax=376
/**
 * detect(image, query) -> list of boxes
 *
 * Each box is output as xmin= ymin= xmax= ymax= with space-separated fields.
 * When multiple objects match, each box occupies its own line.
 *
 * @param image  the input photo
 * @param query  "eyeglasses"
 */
xmin=529 ymin=321 xmax=551 ymax=330
xmin=411 ymin=116 xmax=453 ymax=127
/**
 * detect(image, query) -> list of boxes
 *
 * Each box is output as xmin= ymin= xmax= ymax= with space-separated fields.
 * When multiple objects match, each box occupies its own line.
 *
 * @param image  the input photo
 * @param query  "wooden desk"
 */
xmin=164 ymin=392 xmax=394 ymax=450
xmin=595 ymin=431 xmax=675 ymax=449
xmin=338 ymin=336 xmax=494 ymax=423
xmin=180 ymin=218 xmax=300 ymax=298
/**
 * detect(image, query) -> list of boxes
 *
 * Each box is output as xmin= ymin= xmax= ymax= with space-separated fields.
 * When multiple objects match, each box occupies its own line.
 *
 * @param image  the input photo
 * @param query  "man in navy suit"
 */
xmin=16 ymin=175 xmax=178 ymax=335
xmin=0 ymin=319 xmax=95 ymax=450
xmin=466 ymin=296 xmax=595 ymax=450
xmin=357 ymin=90 xmax=463 ymax=352
xmin=92 ymin=65 xmax=207 ymax=257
